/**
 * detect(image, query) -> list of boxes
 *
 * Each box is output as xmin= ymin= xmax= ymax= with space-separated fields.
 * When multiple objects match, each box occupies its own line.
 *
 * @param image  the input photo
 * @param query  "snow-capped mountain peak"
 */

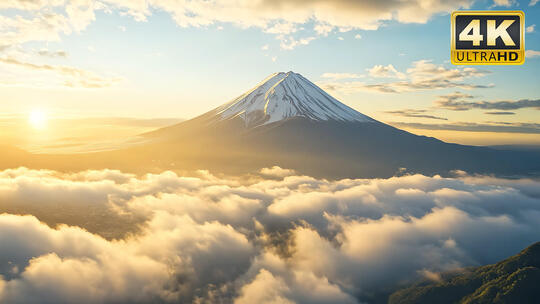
xmin=214 ymin=71 xmax=374 ymax=127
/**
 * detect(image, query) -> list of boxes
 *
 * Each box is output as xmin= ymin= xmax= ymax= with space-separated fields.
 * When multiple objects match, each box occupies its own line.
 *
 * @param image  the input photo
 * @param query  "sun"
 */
xmin=29 ymin=109 xmax=47 ymax=130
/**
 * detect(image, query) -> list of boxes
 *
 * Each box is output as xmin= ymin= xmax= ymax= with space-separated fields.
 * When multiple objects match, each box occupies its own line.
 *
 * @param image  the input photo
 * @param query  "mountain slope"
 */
xmin=388 ymin=242 xmax=540 ymax=304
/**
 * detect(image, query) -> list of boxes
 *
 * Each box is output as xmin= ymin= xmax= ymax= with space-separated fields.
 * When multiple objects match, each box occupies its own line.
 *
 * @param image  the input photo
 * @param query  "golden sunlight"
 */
xmin=28 ymin=109 xmax=47 ymax=130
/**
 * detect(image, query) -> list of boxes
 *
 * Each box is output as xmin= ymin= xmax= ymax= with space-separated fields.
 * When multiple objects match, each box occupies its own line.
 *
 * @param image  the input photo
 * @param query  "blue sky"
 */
xmin=0 ymin=0 xmax=539 ymax=145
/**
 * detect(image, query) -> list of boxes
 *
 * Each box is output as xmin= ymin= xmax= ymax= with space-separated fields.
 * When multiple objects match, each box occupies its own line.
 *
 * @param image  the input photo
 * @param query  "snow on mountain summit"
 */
xmin=214 ymin=71 xmax=375 ymax=127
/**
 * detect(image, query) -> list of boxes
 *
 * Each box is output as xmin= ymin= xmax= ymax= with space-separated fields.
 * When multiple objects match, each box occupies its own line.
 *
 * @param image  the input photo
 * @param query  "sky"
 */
xmin=1 ymin=0 xmax=540 ymax=147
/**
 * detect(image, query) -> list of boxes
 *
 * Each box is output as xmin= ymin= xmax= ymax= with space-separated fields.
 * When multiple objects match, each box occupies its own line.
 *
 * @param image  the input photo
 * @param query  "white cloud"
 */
xmin=0 ymin=0 xmax=65 ymax=10
xmin=37 ymin=49 xmax=67 ymax=58
xmin=367 ymin=64 xmax=405 ymax=79
xmin=261 ymin=44 xmax=269 ymax=51
xmin=0 ymin=12 xmax=71 ymax=47
xmin=235 ymin=266 xmax=357 ymax=304
xmin=65 ymin=0 xmax=98 ymax=32
xmin=260 ymin=166 xmax=296 ymax=178
xmin=354 ymin=34 xmax=362 ymax=39
xmin=279 ymin=36 xmax=316 ymax=50
xmin=531 ymin=0 xmax=539 ymax=5
xmin=235 ymin=269 xmax=295 ymax=304
xmin=320 ymin=60 xmax=492 ymax=94
xmin=526 ymin=24 xmax=536 ymax=33
xmin=492 ymin=0 xmax=514 ymax=6
xmin=525 ymin=50 xmax=540 ymax=58
xmin=406 ymin=60 xmax=489 ymax=81
xmin=314 ymin=23 xmax=333 ymax=36
xmin=264 ymin=22 xmax=298 ymax=35
xmin=1 ymin=167 xmax=539 ymax=303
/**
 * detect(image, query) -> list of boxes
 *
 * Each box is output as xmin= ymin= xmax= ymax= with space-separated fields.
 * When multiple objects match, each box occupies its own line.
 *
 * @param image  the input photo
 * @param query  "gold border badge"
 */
xmin=451 ymin=10 xmax=525 ymax=65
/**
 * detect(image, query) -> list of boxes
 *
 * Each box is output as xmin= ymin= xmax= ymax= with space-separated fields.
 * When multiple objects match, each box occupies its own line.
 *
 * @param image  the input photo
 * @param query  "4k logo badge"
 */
xmin=451 ymin=11 xmax=525 ymax=65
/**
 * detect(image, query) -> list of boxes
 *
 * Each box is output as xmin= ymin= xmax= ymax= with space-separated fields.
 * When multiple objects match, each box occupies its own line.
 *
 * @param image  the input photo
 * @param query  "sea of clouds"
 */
xmin=0 ymin=166 xmax=539 ymax=303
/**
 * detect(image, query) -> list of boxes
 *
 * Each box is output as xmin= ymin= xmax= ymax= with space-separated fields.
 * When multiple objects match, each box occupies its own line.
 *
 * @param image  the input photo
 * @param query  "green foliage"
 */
xmin=388 ymin=242 xmax=540 ymax=304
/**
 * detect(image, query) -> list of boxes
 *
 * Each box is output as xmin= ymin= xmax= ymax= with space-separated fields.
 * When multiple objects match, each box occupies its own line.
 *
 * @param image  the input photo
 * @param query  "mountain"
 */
xmin=2 ymin=71 xmax=539 ymax=178
xmin=213 ymin=71 xmax=374 ymax=127
xmin=139 ymin=71 xmax=540 ymax=178
xmin=147 ymin=71 xmax=377 ymax=136
xmin=388 ymin=242 xmax=540 ymax=304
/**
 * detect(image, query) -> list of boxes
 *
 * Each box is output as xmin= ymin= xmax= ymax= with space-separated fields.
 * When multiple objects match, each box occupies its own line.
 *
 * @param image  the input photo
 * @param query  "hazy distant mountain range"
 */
xmin=2 ymin=71 xmax=540 ymax=178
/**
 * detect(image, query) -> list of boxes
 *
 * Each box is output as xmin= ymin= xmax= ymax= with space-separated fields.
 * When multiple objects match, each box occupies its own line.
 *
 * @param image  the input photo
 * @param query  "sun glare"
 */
xmin=29 ymin=109 xmax=47 ymax=130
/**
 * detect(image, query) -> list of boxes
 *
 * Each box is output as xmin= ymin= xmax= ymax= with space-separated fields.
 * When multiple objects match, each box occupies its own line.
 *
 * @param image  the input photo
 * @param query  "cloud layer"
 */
xmin=1 ymin=167 xmax=540 ymax=303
